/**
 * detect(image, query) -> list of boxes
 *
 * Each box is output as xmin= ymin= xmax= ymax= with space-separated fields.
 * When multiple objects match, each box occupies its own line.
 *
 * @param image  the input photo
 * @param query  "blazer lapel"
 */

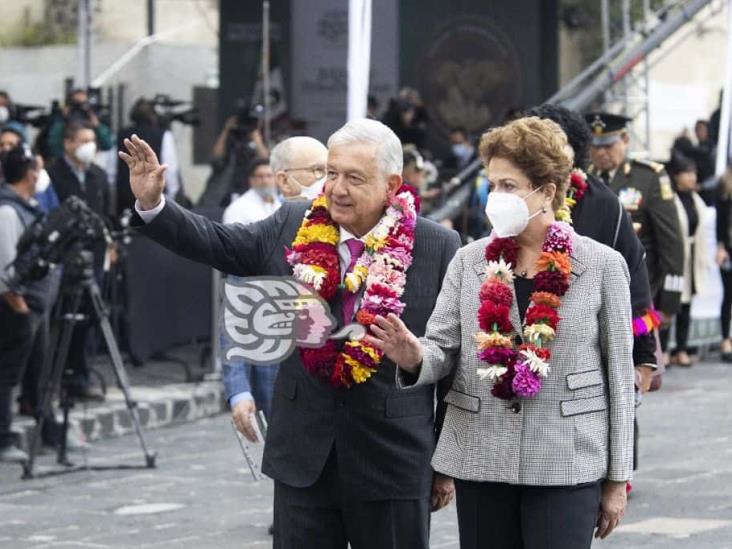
xmin=472 ymin=258 xmax=523 ymax=338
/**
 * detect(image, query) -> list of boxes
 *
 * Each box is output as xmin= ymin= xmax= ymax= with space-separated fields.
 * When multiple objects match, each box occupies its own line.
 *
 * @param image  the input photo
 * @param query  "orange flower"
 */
xmin=536 ymin=251 xmax=571 ymax=275
xmin=530 ymin=291 xmax=562 ymax=308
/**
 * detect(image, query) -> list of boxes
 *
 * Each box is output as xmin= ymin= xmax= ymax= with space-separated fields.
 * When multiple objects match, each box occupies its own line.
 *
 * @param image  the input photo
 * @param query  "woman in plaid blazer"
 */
xmin=367 ymin=117 xmax=635 ymax=549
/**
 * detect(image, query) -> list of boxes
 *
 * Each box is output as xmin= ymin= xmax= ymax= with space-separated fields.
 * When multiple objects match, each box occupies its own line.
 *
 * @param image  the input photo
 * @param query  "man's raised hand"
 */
xmin=119 ymin=134 xmax=167 ymax=210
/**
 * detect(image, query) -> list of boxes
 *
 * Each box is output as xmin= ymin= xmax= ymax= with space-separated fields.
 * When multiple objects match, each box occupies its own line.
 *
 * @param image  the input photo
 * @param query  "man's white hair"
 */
xmin=327 ymin=118 xmax=403 ymax=176
xmin=270 ymin=136 xmax=327 ymax=173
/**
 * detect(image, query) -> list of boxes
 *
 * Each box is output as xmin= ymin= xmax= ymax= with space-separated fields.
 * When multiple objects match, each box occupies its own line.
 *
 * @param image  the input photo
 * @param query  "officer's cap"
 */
xmin=584 ymin=112 xmax=631 ymax=146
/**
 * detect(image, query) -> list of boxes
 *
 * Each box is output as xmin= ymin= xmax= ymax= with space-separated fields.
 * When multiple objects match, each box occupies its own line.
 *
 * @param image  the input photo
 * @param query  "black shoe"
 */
xmin=67 ymin=384 xmax=105 ymax=402
xmin=722 ymin=352 xmax=732 ymax=363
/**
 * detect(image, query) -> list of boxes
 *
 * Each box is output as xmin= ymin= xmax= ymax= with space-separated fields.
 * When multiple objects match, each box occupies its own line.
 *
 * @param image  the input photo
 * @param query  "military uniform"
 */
xmin=586 ymin=113 xmax=684 ymax=317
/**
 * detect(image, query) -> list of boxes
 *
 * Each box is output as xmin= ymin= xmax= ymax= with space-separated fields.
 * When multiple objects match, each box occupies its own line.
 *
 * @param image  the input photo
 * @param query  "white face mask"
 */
xmin=484 ymin=187 xmax=544 ymax=238
xmin=35 ymin=169 xmax=51 ymax=193
xmin=0 ymin=106 xmax=9 ymax=124
xmin=295 ymin=175 xmax=325 ymax=200
xmin=75 ymin=141 xmax=97 ymax=165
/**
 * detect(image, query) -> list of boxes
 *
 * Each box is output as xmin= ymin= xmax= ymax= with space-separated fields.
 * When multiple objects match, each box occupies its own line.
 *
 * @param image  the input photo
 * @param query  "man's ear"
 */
xmin=275 ymin=171 xmax=290 ymax=195
xmin=386 ymin=173 xmax=402 ymax=199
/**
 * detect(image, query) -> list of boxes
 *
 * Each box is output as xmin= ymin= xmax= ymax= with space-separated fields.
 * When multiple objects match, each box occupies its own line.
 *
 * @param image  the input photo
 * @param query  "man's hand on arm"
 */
xmin=231 ymin=396 xmax=259 ymax=443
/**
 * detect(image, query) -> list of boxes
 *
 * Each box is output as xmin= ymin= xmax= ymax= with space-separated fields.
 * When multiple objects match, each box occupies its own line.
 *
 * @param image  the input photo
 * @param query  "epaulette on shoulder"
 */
xmin=632 ymin=158 xmax=664 ymax=173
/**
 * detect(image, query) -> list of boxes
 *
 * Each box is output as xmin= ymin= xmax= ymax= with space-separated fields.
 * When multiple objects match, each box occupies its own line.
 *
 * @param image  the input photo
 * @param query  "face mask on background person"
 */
xmin=254 ymin=186 xmax=278 ymax=201
xmin=484 ymin=186 xmax=544 ymax=238
xmin=290 ymin=175 xmax=325 ymax=201
xmin=75 ymin=141 xmax=97 ymax=165
xmin=452 ymin=143 xmax=472 ymax=160
xmin=0 ymin=106 xmax=9 ymax=124
xmin=35 ymin=169 xmax=51 ymax=193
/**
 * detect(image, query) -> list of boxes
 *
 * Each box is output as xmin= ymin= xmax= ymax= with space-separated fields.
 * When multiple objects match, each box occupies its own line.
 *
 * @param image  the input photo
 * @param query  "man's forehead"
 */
xmin=327 ymin=142 xmax=378 ymax=166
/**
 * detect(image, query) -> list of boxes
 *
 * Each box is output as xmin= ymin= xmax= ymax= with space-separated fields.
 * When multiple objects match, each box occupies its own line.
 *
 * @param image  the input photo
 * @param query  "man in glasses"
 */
xmin=271 ymin=136 xmax=328 ymax=201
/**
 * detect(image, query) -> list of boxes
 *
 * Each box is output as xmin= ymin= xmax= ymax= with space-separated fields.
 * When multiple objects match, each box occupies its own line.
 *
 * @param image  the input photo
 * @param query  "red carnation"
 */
xmin=356 ymin=310 xmax=377 ymax=326
xmin=479 ymin=280 xmax=513 ymax=306
xmin=534 ymin=270 xmax=569 ymax=296
xmin=478 ymin=347 xmax=517 ymax=365
xmin=485 ymin=238 xmax=519 ymax=267
xmin=330 ymin=355 xmax=351 ymax=388
xmin=300 ymin=342 xmax=339 ymax=380
xmin=478 ymin=301 xmax=513 ymax=333
xmin=525 ymin=303 xmax=560 ymax=329
xmin=569 ymin=171 xmax=588 ymax=200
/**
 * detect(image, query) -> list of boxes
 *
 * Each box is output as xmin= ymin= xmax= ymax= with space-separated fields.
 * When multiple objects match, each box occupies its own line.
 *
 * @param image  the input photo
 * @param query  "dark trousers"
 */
xmin=273 ymin=449 xmax=430 ymax=549
xmin=454 ymin=479 xmax=601 ymax=549
xmin=0 ymin=304 xmax=43 ymax=449
xmin=674 ymin=303 xmax=692 ymax=352
xmin=721 ymin=267 xmax=732 ymax=339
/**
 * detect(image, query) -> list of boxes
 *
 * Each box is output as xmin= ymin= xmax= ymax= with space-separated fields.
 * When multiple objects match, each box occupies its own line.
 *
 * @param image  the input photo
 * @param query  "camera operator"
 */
xmin=1 ymin=124 xmax=60 ymax=212
xmin=113 ymin=98 xmax=180 ymax=216
xmin=47 ymin=89 xmax=114 ymax=160
xmin=47 ymin=121 xmax=112 ymax=401
xmin=0 ymin=146 xmax=62 ymax=462
xmin=207 ymin=104 xmax=269 ymax=207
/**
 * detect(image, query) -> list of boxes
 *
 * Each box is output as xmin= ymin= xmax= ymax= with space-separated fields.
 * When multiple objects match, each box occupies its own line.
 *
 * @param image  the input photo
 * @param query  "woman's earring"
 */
xmin=541 ymin=205 xmax=547 ymax=214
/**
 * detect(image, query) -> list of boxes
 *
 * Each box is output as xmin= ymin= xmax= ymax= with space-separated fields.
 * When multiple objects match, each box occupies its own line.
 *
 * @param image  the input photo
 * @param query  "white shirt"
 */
xmin=0 ymin=204 xmax=24 ymax=294
xmin=222 ymin=188 xmax=281 ymax=225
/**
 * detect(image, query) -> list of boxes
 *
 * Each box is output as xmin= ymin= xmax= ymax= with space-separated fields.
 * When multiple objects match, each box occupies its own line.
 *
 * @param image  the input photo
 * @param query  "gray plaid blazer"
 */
xmin=400 ymin=232 xmax=635 ymax=486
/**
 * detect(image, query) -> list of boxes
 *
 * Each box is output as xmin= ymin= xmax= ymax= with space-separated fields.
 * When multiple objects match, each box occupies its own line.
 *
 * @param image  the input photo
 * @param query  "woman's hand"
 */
xmin=595 ymin=480 xmax=627 ymax=539
xmin=364 ymin=313 xmax=423 ymax=373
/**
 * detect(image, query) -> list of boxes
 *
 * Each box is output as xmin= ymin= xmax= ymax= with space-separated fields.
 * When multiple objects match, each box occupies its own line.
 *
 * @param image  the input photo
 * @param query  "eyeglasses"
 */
xmin=283 ymin=166 xmax=326 ymax=179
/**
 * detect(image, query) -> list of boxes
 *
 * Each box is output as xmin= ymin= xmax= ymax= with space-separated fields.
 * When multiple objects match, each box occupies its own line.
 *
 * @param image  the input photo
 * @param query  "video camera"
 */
xmin=151 ymin=94 xmax=200 ymax=129
xmin=230 ymin=97 xmax=264 ymax=139
xmin=3 ymin=196 xmax=110 ymax=292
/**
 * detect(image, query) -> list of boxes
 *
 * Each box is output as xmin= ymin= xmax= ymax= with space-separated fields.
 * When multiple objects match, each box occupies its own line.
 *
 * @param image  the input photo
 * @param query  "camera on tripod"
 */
xmin=3 ymin=196 xmax=109 ymax=293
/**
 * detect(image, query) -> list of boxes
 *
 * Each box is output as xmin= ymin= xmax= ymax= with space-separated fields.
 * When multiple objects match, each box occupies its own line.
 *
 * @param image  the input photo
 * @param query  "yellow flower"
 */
xmin=345 ymin=355 xmax=376 ymax=383
xmin=555 ymin=205 xmax=572 ymax=223
xmin=293 ymin=222 xmax=339 ymax=246
xmin=523 ymin=323 xmax=556 ymax=345
xmin=364 ymin=233 xmax=387 ymax=251
xmin=474 ymin=331 xmax=513 ymax=350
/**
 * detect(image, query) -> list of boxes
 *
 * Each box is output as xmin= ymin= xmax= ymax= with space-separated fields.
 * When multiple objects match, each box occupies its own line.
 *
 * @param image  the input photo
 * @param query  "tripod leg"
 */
xmin=88 ymin=282 xmax=156 ymax=468
xmin=23 ymin=288 xmax=84 ymax=478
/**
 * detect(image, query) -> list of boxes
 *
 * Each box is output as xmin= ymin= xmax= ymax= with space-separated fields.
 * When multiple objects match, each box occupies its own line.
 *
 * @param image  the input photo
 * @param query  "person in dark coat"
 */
xmin=47 ymin=121 xmax=110 ymax=401
xmin=586 ymin=112 xmax=685 ymax=349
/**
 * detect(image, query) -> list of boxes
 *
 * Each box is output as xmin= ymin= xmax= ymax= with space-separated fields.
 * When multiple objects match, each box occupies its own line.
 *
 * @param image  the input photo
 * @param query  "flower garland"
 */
xmin=555 ymin=168 xmax=589 ymax=224
xmin=286 ymin=188 xmax=417 ymax=388
xmin=475 ymin=223 xmax=574 ymax=400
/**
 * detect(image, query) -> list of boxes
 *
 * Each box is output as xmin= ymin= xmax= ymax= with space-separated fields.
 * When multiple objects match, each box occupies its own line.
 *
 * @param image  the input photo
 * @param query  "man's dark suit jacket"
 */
xmin=134 ymin=199 xmax=461 ymax=500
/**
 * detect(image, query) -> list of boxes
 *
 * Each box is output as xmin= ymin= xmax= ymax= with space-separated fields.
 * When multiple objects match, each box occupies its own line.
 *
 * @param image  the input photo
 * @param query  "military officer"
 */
xmin=586 ymin=112 xmax=684 ymax=322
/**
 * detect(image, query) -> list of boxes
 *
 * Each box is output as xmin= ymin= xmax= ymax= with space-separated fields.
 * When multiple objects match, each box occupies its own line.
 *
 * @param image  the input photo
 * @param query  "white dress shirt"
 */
xmin=222 ymin=188 xmax=281 ymax=225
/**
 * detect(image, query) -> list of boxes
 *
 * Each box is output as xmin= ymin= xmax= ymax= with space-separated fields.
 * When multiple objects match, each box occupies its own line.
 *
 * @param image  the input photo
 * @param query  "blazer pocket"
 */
xmin=560 ymin=395 xmax=607 ymax=417
xmin=385 ymin=394 xmax=432 ymax=418
xmin=443 ymin=389 xmax=480 ymax=413
xmin=566 ymin=369 xmax=603 ymax=390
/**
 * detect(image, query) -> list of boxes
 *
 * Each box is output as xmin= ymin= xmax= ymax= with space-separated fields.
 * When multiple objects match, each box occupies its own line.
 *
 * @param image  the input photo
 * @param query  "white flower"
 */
xmin=485 ymin=258 xmax=515 ymax=283
xmin=477 ymin=365 xmax=508 ymax=382
xmin=520 ymin=348 xmax=550 ymax=378
xmin=293 ymin=264 xmax=326 ymax=290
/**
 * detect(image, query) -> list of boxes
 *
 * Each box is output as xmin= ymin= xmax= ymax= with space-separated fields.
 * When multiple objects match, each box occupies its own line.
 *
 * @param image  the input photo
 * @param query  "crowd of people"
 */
xmin=1 ymin=81 xmax=731 ymax=548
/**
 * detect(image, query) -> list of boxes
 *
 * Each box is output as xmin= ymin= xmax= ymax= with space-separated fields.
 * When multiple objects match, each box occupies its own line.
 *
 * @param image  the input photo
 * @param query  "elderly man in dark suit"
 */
xmin=120 ymin=118 xmax=461 ymax=548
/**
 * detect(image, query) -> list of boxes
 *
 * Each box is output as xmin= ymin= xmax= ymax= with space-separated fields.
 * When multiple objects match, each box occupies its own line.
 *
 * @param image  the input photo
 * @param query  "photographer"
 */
xmin=206 ymin=105 xmax=269 ymax=207
xmin=48 ymin=121 xmax=111 ymax=401
xmin=114 ymin=98 xmax=180 ymax=216
xmin=0 ymin=146 xmax=59 ymax=463
xmin=47 ymin=89 xmax=113 ymax=159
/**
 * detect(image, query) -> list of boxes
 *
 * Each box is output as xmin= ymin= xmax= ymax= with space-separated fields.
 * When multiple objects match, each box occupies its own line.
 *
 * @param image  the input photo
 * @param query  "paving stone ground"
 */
xmin=1 ymin=360 xmax=731 ymax=548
